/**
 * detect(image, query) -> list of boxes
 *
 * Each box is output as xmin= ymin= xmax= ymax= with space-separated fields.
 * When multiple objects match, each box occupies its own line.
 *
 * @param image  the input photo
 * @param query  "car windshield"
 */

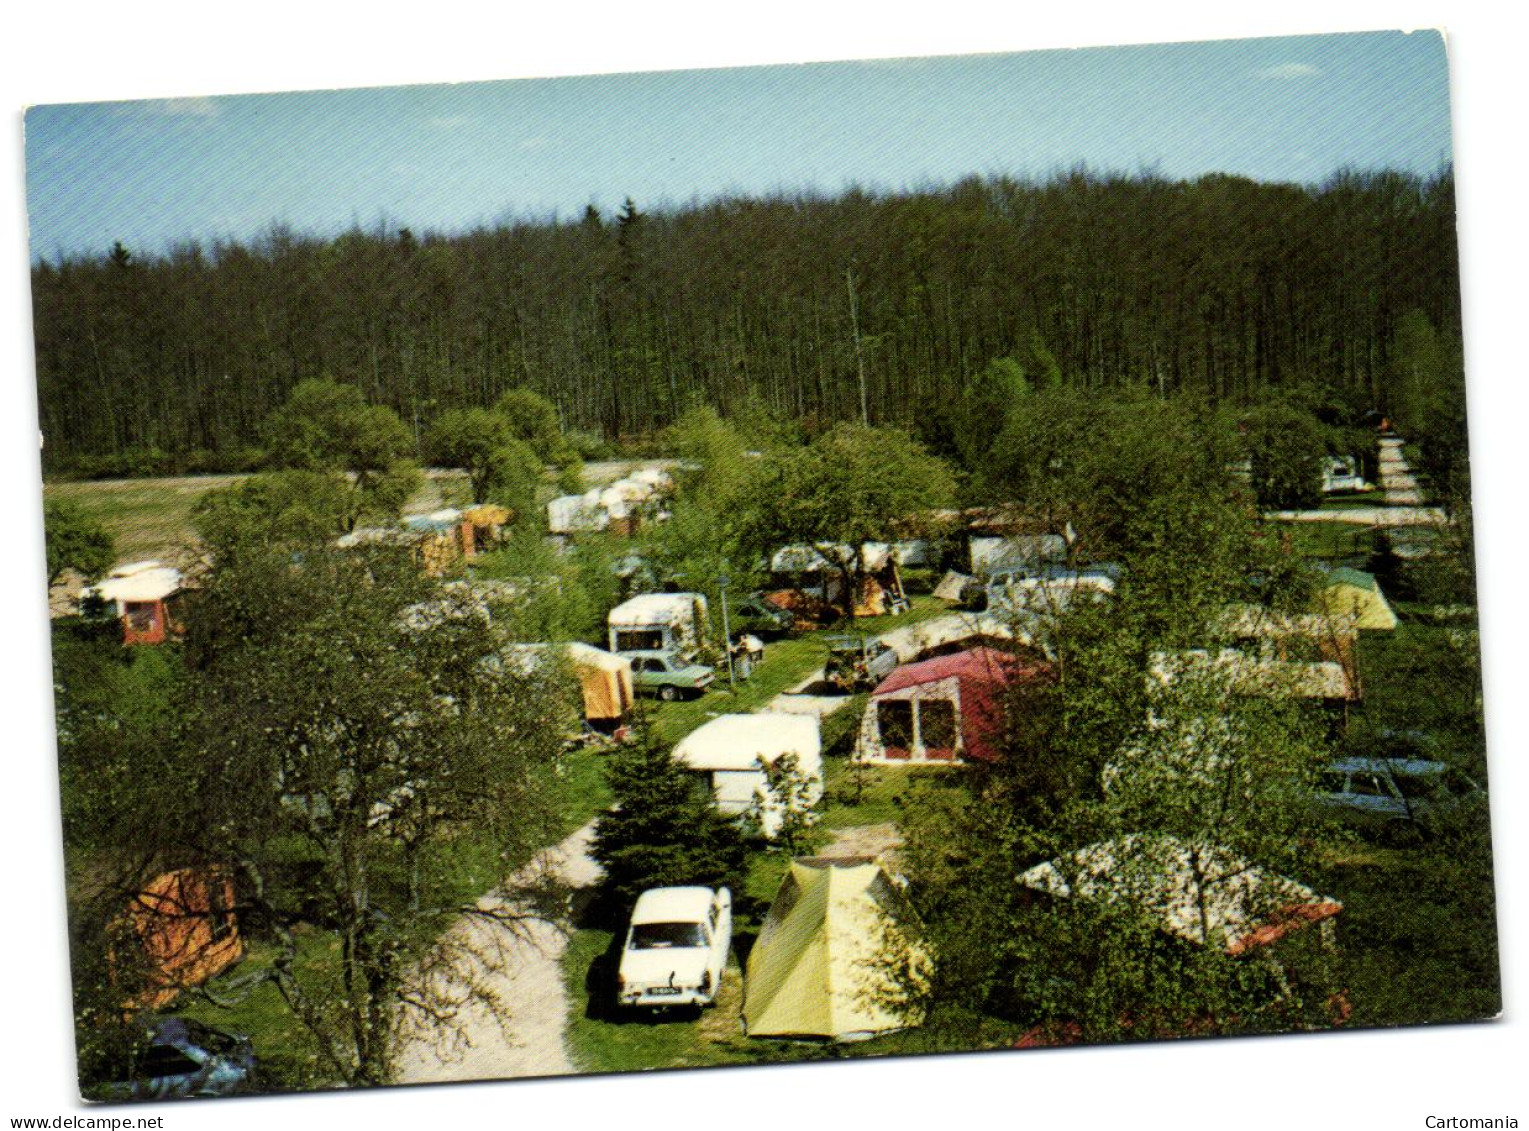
xmin=629 ymin=921 xmax=707 ymax=949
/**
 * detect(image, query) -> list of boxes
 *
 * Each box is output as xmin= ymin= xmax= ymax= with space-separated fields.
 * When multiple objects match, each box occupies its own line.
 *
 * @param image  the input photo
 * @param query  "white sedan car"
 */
xmin=617 ymin=885 xmax=733 ymax=1009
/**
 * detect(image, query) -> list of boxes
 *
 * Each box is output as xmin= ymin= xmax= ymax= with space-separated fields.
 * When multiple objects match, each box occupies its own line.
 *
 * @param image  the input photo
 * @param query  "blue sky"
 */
xmin=23 ymin=29 xmax=1451 ymax=262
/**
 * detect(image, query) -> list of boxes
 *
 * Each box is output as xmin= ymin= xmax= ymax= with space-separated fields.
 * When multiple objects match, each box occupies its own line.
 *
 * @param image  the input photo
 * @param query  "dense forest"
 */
xmin=30 ymin=166 xmax=1461 ymax=474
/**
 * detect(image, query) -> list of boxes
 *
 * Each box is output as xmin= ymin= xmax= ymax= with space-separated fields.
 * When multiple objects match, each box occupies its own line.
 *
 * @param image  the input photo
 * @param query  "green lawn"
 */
xmin=560 ymin=930 xmax=763 ymax=1074
xmin=1275 ymin=519 xmax=1375 ymax=562
xmin=43 ymin=470 xmax=476 ymax=564
xmin=174 ymin=930 xmax=343 ymax=1093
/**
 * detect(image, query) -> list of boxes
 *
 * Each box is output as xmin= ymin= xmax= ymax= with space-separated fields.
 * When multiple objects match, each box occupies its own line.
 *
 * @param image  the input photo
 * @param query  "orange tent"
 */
xmin=113 ymin=868 xmax=244 ymax=1010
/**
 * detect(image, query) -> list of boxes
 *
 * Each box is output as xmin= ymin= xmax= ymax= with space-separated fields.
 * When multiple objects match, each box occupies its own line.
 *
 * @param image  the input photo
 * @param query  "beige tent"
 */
xmin=744 ymin=858 xmax=929 ymax=1040
xmin=505 ymin=643 xmax=635 ymax=725
xmin=566 ymin=642 xmax=635 ymax=724
xmin=1019 ymin=835 xmax=1341 ymax=956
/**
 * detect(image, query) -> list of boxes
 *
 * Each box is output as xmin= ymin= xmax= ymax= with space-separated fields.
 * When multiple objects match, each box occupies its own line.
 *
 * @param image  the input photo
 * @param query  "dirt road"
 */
xmin=391 ymin=821 xmax=602 ymax=1085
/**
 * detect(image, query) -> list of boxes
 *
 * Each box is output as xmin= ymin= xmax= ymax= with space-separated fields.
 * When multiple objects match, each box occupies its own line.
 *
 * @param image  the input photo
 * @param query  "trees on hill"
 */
xmin=32 ymin=169 xmax=1463 ymax=472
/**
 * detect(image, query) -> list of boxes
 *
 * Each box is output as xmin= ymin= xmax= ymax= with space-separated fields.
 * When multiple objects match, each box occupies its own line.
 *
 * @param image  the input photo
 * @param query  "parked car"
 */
xmin=617 ymin=886 xmax=733 ymax=1009
xmin=728 ymin=593 xmax=798 ymax=639
xmin=92 ymin=1018 xmax=256 ymax=1101
xmin=824 ymin=634 xmax=899 ymax=692
xmin=626 ymin=650 xmax=716 ymax=700
xmin=1314 ymin=756 xmax=1483 ymax=837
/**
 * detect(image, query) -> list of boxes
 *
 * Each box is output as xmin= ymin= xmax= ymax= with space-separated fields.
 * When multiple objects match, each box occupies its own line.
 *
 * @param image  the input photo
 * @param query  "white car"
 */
xmin=617 ymin=885 xmax=733 ymax=1009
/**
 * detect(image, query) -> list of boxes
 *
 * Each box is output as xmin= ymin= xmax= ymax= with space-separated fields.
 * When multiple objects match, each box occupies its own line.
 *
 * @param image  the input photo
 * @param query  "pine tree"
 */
xmin=590 ymin=718 xmax=747 ymax=919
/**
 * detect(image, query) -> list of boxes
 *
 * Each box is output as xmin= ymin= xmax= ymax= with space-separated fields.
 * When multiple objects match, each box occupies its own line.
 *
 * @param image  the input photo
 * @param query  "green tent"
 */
xmin=744 ymin=857 xmax=929 ymax=1041
xmin=1318 ymin=567 xmax=1399 ymax=631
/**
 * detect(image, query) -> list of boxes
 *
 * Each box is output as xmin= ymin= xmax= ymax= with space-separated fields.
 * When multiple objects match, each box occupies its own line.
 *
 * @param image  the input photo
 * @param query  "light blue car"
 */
xmin=93 ymin=1018 xmax=256 ymax=1101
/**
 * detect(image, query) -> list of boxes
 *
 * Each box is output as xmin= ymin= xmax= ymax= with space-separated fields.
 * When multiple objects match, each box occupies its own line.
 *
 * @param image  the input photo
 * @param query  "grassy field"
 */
xmin=42 ymin=461 xmax=662 ymax=566
xmin=44 ymin=475 xmax=249 ymax=562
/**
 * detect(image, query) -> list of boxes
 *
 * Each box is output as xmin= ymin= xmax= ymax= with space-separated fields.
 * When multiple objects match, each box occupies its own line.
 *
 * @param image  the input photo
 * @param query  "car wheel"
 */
xmin=659 ymin=685 xmax=678 ymax=701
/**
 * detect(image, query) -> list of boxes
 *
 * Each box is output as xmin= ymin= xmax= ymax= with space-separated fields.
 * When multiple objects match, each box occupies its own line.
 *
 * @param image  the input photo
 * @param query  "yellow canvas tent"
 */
xmin=744 ymin=858 xmax=929 ymax=1041
xmin=565 ymin=642 xmax=635 ymax=723
xmin=1316 ymin=568 xmax=1399 ymax=631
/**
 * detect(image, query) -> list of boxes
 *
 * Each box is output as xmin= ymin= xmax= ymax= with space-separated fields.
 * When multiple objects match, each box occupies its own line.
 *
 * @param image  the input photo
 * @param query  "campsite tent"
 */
xmin=876 ymin=612 xmax=1019 ymax=664
xmin=856 ymin=646 xmax=1042 ymax=764
xmin=1149 ymin=648 xmax=1359 ymax=707
xmin=566 ymin=642 xmax=636 ymax=725
xmin=672 ymin=713 xmax=822 ymax=836
xmin=111 ymin=867 xmax=244 ymax=1010
xmin=498 ymin=642 xmax=634 ymax=728
xmin=1018 ymin=834 xmax=1342 ymax=956
xmin=607 ymin=592 xmax=709 ymax=657
xmin=744 ymin=857 xmax=929 ymax=1040
xmin=1316 ymin=567 xmax=1399 ymax=631
xmin=769 ymin=543 xmax=907 ymax=617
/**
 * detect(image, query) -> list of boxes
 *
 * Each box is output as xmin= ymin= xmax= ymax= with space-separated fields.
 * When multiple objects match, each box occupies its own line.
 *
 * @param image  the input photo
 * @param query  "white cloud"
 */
xmin=1257 ymin=62 xmax=1321 ymax=80
xmin=519 ymin=136 xmax=549 ymax=150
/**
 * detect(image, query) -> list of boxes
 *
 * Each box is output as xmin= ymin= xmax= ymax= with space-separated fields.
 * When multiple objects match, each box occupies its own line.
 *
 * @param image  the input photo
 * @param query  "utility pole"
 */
xmin=718 ymin=572 xmax=736 ymax=694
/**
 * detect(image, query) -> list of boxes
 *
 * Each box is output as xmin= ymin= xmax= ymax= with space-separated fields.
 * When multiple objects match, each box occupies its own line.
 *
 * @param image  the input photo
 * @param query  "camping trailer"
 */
xmin=671 ymin=713 xmax=822 ymax=837
xmin=607 ymin=592 xmax=709 ymax=658
xmin=79 ymin=561 xmax=187 ymax=646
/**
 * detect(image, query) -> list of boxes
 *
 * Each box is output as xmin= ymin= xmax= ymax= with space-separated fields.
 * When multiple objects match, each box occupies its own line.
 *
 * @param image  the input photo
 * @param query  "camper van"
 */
xmin=607 ymin=592 xmax=709 ymax=659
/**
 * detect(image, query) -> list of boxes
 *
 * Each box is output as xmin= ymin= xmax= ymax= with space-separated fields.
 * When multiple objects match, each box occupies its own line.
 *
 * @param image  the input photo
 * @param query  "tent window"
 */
xmin=918 ymin=699 xmax=957 ymax=759
xmin=879 ymin=700 xmax=914 ymax=759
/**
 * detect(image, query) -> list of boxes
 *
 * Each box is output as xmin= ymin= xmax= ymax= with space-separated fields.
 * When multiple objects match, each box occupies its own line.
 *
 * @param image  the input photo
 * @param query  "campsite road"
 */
xmin=391 ymin=821 xmax=602 ymax=1085
xmin=765 ymin=669 xmax=857 ymax=719
xmin=1269 ymin=505 xmax=1447 ymax=526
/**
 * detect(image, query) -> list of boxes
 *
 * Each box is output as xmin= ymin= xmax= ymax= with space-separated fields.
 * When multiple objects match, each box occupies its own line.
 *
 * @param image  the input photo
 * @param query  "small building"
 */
xmin=1316 ymin=567 xmax=1399 ymax=632
xmin=111 ymin=867 xmax=243 ymax=1011
xmin=672 ymin=713 xmax=822 ymax=837
xmin=744 ymin=857 xmax=930 ymax=1041
xmin=79 ymin=561 xmax=187 ymax=646
xmin=607 ymin=592 xmax=710 ymax=658
xmin=855 ymin=646 xmax=1043 ymax=764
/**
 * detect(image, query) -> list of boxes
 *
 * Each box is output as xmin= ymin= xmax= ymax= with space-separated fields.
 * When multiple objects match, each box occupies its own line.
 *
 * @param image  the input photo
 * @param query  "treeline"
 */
xmin=32 ymin=166 xmax=1461 ymax=474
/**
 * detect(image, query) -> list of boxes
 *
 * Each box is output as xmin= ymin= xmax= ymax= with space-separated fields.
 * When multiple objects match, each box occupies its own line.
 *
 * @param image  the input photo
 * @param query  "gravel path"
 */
xmin=391 ymin=821 xmax=602 ymax=1085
